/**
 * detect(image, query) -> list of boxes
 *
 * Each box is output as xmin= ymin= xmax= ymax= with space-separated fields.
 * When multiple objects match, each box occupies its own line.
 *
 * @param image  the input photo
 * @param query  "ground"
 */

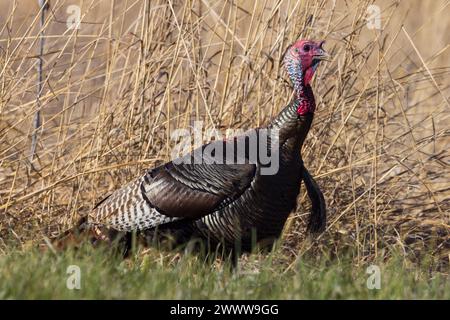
xmin=0 ymin=244 xmax=447 ymax=299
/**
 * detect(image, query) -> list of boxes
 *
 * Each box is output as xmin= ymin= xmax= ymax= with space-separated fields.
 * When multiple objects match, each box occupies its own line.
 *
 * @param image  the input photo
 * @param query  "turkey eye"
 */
xmin=303 ymin=44 xmax=310 ymax=51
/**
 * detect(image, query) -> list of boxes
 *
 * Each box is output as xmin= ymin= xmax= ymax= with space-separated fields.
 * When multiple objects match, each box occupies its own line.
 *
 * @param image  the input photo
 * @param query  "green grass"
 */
xmin=0 ymin=244 xmax=447 ymax=299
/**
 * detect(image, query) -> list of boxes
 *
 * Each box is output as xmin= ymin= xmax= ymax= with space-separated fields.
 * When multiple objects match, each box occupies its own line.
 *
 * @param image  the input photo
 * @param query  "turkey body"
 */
xmin=86 ymin=101 xmax=322 ymax=253
xmin=145 ymin=122 xmax=307 ymax=251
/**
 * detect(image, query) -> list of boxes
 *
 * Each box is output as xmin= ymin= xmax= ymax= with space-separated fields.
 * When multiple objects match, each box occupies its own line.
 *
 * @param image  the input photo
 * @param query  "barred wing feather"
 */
xmin=89 ymin=140 xmax=256 ymax=231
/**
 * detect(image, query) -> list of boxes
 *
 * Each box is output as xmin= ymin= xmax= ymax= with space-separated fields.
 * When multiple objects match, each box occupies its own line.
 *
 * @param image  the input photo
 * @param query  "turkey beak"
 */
xmin=313 ymin=51 xmax=330 ymax=61
xmin=313 ymin=41 xmax=330 ymax=61
xmin=313 ymin=49 xmax=330 ymax=61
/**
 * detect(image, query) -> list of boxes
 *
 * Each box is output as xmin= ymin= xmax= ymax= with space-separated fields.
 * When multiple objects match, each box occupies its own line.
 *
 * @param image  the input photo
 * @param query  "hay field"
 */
xmin=0 ymin=0 xmax=449 ymax=272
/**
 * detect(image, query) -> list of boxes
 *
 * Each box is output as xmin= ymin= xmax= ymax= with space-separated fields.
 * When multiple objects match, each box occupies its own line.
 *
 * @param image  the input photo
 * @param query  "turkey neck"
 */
xmin=268 ymin=84 xmax=315 ymax=154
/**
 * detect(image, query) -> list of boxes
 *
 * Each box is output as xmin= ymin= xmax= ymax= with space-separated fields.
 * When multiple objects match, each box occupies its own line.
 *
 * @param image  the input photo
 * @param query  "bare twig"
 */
xmin=30 ymin=0 xmax=49 ymax=163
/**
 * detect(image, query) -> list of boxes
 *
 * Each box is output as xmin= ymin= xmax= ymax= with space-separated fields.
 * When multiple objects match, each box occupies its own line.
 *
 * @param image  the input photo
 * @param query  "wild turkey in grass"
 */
xmin=55 ymin=40 xmax=328 ymax=256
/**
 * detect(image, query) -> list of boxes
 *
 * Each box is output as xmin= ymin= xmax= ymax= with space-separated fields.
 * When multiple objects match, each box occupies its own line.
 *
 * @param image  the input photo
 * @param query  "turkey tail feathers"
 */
xmin=47 ymin=216 xmax=132 ymax=257
xmin=49 ymin=216 xmax=89 ymax=250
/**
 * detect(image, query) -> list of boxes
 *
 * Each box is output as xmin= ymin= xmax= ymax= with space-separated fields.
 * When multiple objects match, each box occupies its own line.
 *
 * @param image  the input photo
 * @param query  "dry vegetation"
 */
xmin=0 ymin=0 xmax=448 ymax=270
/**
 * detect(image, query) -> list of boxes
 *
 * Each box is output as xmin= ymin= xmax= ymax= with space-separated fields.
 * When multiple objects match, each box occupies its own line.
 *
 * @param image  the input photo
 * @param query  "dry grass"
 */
xmin=0 ymin=0 xmax=448 ymax=269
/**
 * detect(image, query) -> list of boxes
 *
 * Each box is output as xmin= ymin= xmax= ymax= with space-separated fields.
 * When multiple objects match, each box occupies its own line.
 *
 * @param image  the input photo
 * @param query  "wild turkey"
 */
xmin=56 ymin=39 xmax=328 ymax=256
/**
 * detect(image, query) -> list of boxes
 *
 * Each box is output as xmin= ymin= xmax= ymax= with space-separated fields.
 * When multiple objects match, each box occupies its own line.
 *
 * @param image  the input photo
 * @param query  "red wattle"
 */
xmin=296 ymin=84 xmax=316 ymax=116
xmin=296 ymin=101 xmax=310 ymax=115
xmin=304 ymin=67 xmax=315 ymax=85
